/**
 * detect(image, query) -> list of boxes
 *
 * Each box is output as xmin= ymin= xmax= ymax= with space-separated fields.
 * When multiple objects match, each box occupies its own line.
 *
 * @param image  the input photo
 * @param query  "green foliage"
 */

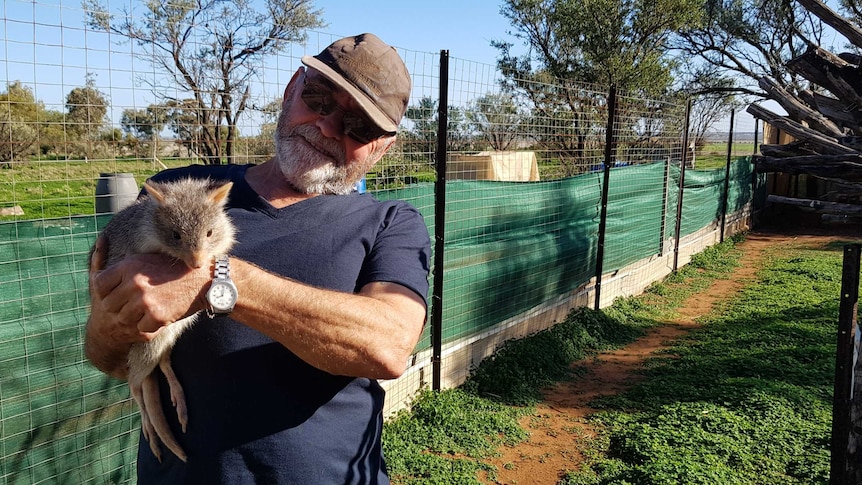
xmin=65 ymin=74 xmax=108 ymax=142
xmin=120 ymin=105 xmax=167 ymax=140
xmin=1 ymin=82 xmax=48 ymax=165
xmin=384 ymin=236 xmax=748 ymax=484
xmin=383 ymin=388 xmax=530 ymax=485
xmin=403 ymin=96 xmax=476 ymax=157
xmin=571 ymin=242 xmax=844 ymax=484
xmin=672 ymin=0 xmax=819 ymax=95
xmin=466 ymin=93 xmax=526 ymax=151
xmin=497 ymin=0 xmax=701 ymax=94
xmin=588 ymin=396 xmax=829 ymax=484
xmin=688 ymin=236 xmax=742 ymax=273
xmin=384 ymin=234 xmax=847 ymax=485
xmin=462 ymin=307 xmax=645 ymax=406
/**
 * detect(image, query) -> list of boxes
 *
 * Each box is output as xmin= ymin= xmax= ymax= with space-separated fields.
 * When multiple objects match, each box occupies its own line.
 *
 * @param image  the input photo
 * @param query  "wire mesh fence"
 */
xmin=2 ymin=1 xmax=763 ymax=483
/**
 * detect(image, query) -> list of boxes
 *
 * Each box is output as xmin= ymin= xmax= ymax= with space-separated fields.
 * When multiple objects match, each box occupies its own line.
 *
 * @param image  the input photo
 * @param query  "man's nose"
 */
xmin=315 ymin=108 xmax=345 ymax=140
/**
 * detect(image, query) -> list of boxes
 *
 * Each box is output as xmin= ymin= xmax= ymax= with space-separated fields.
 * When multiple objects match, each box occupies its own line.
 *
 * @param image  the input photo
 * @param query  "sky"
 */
xmin=312 ymin=0 xmax=517 ymax=66
xmin=1 ymin=0 xmax=522 ymax=129
xmin=8 ymin=0 xmax=855 ymax=128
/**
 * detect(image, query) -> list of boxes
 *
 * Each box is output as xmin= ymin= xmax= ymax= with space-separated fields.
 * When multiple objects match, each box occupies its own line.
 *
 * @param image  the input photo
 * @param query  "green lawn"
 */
xmin=383 ymin=234 xmax=854 ymax=485
xmin=0 ymin=147 xmax=751 ymax=221
xmin=695 ymin=141 xmax=756 ymax=170
xmin=0 ymin=158 xmax=193 ymax=221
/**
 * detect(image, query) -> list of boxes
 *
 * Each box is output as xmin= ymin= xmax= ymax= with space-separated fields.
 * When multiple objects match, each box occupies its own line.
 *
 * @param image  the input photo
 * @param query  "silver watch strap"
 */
xmin=214 ymin=255 xmax=230 ymax=279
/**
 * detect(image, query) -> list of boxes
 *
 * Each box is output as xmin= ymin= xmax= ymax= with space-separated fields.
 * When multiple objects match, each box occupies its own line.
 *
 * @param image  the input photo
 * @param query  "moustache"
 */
xmin=288 ymin=124 xmax=346 ymax=164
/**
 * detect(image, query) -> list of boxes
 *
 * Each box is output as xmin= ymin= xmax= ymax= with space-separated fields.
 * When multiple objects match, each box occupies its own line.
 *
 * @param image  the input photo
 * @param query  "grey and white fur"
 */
xmin=90 ymin=177 xmax=236 ymax=462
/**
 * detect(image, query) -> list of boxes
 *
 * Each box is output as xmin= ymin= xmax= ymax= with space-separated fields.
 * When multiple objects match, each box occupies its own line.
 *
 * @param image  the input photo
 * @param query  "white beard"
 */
xmin=273 ymin=114 xmax=379 ymax=195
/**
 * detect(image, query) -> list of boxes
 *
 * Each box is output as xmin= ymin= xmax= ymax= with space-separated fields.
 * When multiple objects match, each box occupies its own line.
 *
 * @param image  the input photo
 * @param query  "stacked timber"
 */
xmin=745 ymin=0 xmax=862 ymax=219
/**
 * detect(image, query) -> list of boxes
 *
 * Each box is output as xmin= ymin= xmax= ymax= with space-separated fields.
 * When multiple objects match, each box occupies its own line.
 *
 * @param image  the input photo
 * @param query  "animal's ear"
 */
xmin=143 ymin=182 xmax=166 ymax=204
xmin=210 ymin=182 xmax=233 ymax=204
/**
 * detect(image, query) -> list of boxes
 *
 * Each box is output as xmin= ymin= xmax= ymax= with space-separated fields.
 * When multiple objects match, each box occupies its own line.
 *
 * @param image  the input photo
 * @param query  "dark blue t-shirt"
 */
xmin=136 ymin=164 xmax=431 ymax=484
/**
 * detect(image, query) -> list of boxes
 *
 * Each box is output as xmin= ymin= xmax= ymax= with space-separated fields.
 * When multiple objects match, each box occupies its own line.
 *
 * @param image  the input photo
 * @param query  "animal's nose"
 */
xmin=186 ymin=252 xmax=207 ymax=269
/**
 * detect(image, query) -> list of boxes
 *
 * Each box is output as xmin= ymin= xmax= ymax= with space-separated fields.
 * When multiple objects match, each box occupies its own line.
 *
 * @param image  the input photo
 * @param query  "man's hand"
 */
xmin=84 ymin=236 xmax=209 ymax=377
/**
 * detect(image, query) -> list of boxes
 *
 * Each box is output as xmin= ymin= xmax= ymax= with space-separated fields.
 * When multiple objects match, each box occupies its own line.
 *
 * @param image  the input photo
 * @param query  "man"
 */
xmin=85 ymin=33 xmax=431 ymax=484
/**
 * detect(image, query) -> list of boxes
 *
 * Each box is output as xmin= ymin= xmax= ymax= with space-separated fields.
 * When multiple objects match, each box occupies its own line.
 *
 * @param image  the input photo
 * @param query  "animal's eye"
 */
xmin=207 ymin=229 xmax=213 ymax=237
xmin=173 ymin=231 xmax=181 ymax=240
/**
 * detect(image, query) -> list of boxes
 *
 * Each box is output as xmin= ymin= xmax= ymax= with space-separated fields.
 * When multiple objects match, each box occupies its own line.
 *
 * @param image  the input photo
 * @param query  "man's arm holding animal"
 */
xmin=84 ymin=236 xmax=209 ymax=379
xmin=85 ymin=245 xmax=426 ymax=380
xmin=228 ymin=258 xmax=426 ymax=379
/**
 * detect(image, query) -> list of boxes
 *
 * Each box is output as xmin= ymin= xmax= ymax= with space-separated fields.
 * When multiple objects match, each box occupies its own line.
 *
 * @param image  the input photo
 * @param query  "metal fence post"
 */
xmin=720 ymin=109 xmax=735 ymax=242
xmin=672 ymin=98 xmax=693 ymax=272
xmin=594 ymin=85 xmax=618 ymax=311
xmin=431 ymin=50 xmax=450 ymax=391
xmin=831 ymin=244 xmax=861 ymax=485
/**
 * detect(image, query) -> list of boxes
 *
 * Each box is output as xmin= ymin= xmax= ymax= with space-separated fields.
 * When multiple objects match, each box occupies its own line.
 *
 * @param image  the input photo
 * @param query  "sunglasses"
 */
xmin=300 ymin=76 xmax=395 ymax=145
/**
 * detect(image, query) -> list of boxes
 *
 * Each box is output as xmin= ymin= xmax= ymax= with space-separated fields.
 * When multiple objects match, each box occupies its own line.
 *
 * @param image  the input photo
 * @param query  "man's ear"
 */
xmin=369 ymin=135 xmax=397 ymax=164
xmin=284 ymin=67 xmax=304 ymax=103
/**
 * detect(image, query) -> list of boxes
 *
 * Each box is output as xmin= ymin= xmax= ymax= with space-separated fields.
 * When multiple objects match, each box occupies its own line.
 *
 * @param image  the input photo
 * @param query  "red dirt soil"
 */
xmin=479 ymin=230 xmax=852 ymax=485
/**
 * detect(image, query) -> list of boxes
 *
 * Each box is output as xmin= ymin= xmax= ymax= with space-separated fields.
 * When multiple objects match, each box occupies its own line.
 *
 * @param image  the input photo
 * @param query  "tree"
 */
xmin=83 ymin=0 xmax=325 ymax=165
xmin=37 ymin=109 xmax=68 ymax=158
xmin=66 ymin=74 xmax=108 ymax=138
xmin=495 ymin=0 xmax=701 ymax=94
xmin=467 ymin=93 xmax=525 ymax=151
xmin=162 ymin=99 xmax=206 ymax=158
xmin=743 ymin=0 xmax=862 ymax=210
xmin=122 ymin=104 xmax=170 ymax=162
xmin=493 ymin=0 xmax=701 ymax=172
xmin=671 ymin=0 xmax=823 ymax=100
xmin=240 ymin=98 xmax=282 ymax=160
xmin=0 ymin=82 xmax=41 ymax=166
xmin=65 ymin=74 xmax=109 ymax=159
xmin=403 ymin=96 xmax=474 ymax=163
xmin=121 ymin=105 xmax=167 ymax=141
xmin=680 ymin=68 xmax=745 ymax=150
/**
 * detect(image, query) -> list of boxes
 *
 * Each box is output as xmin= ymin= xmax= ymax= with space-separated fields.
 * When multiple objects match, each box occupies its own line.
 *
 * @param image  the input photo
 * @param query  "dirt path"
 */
xmin=480 ymin=231 xmax=838 ymax=485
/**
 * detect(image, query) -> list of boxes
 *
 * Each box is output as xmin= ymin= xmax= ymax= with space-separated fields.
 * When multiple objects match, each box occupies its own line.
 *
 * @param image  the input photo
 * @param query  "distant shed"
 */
xmin=447 ymin=151 xmax=540 ymax=182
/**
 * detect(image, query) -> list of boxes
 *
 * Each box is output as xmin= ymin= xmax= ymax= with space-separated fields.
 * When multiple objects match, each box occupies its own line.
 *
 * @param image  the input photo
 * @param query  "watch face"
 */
xmin=208 ymin=281 xmax=237 ymax=311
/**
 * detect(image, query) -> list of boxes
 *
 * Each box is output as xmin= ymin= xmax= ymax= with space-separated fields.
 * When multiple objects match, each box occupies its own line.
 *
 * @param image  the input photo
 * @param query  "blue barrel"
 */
xmin=354 ymin=177 xmax=367 ymax=194
xmin=95 ymin=172 xmax=139 ymax=214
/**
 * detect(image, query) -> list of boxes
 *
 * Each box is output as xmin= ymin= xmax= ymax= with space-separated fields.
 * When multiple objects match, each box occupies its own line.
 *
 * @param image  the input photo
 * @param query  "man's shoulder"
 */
xmin=148 ymin=164 xmax=251 ymax=184
xmin=335 ymin=193 xmax=424 ymax=222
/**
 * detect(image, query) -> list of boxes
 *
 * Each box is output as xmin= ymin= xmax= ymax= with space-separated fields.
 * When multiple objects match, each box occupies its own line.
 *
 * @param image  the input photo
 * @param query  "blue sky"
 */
xmin=314 ymin=0 xmax=517 ymax=66
xmin=1 ymin=0 xmax=520 ymax=126
xmin=12 ymin=0 xmax=851 ymax=125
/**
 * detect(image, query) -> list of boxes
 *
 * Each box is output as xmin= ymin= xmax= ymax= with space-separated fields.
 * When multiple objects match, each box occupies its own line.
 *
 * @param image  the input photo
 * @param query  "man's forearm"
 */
xmin=229 ymin=258 xmax=426 ymax=379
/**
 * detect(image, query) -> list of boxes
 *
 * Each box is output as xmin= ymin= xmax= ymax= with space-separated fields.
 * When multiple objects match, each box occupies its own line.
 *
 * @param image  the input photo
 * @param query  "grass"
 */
xmin=560 ymin=238 xmax=853 ymax=485
xmin=383 ymin=235 xmax=748 ymax=484
xmin=694 ymin=142 xmax=755 ymax=170
xmin=1 ymin=149 xmax=746 ymax=221
xmin=0 ymin=158 xmax=436 ymax=221
xmin=0 ymin=158 xmax=191 ymax=221
xmin=384 ymin=234 xmax=861 ymax=484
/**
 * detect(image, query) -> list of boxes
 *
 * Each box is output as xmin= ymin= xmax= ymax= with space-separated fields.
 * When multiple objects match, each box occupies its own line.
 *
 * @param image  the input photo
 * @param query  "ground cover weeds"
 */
xmin=384 ymin=236 xmax=745 ymax=484
xmin=561 ymin=239 xmax=851 ymax=485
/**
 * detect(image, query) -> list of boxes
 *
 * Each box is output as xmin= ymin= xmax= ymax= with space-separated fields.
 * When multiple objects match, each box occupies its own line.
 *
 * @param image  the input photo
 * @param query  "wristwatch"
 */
xmin=206 ymin=255 xmax=238 ymax=317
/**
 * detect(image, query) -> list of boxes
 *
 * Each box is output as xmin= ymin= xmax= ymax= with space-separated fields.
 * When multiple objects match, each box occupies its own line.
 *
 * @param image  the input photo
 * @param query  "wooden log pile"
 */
xmin=746 ymin=0 xmax=862 ymax=216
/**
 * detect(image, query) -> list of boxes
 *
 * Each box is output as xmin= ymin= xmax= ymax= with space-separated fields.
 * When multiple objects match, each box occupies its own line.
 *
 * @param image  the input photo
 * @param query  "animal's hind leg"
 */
xmin=130 ymin=377 xmax=162 ymax=463
xmin=159 ymin=352 xmax=188 ymax=433
xmin=141 ymin=372 xmax=188 ymax=462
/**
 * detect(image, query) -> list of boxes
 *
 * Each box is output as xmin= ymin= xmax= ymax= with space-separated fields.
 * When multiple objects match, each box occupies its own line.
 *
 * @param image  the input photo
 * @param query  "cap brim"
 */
xmin=301 ymin=55 xmax=398 ymax=133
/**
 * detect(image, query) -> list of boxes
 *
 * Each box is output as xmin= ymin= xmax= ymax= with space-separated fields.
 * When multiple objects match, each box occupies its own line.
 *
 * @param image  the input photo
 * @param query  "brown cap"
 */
xmin=302 ymin=33 xmax=411 ymax=133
